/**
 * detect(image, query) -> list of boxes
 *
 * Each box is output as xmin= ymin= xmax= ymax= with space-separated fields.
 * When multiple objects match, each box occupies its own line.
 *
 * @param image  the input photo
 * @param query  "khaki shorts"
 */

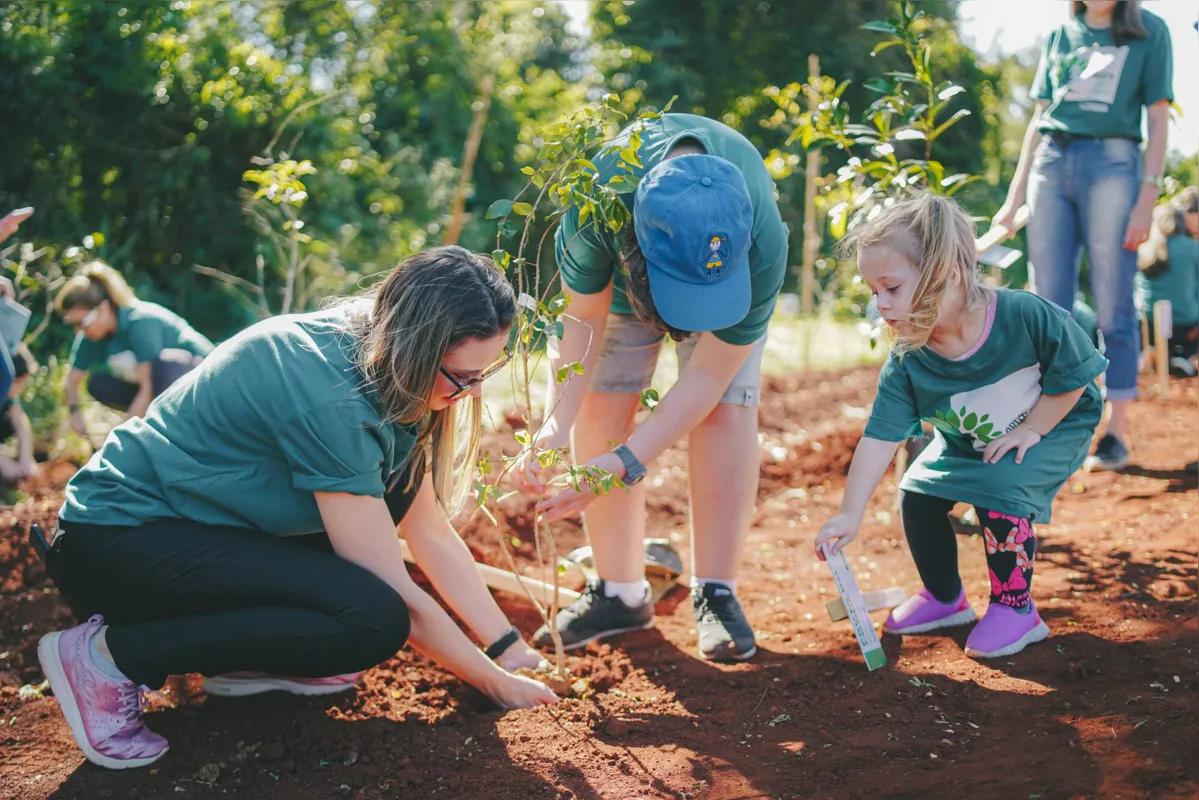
xmin=588 ymin=314 xmax=765 ymax=407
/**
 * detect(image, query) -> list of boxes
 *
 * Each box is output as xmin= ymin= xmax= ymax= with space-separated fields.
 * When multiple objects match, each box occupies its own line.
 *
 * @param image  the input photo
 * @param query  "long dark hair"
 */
xmin=1070 ymin=1 xmax=1147 ymax=45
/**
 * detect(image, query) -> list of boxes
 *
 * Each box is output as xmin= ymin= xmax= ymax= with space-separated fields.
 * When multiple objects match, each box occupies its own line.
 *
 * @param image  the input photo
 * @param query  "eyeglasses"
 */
xmin=439 ymin=347 xmax=512 ymax=401
xmin=75 ymin=307 xmax=101 ymax=331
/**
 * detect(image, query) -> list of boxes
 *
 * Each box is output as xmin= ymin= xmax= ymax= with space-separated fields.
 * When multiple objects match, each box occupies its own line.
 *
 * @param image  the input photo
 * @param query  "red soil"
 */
xmin=0 ymin=367 xmax=1195 ymax=799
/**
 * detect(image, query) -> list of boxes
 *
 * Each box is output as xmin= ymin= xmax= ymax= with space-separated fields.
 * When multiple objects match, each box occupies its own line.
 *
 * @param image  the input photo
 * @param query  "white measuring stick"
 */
xmin=825 ymin=586 xmax=909 ymax=622
xmin=821 ymin=543 xmax=887 ymax=671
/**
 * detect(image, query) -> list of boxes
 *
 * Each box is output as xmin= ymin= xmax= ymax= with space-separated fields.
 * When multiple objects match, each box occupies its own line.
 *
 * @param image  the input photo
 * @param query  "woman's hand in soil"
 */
xmin=982 ymin=425 xmax=1041 ymax=465
xmin=814 ymin=513 xmax=861 ymax=560
xmin=535 ymin=450 xmax=625 ymax=522
xmin=495 ymin=639 xmax=548 ymax=673
xmin=486 ymin=670 xmax=560 ymax=709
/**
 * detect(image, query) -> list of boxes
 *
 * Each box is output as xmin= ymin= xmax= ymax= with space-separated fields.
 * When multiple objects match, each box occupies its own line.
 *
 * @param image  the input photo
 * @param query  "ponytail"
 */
xmin=54 ymin=261 xmax=138 ymax=314
xmin=1138 ymin=187 xmax=1198 ymax=278
xmin=837 ymin=193 xmax=983 ymax=354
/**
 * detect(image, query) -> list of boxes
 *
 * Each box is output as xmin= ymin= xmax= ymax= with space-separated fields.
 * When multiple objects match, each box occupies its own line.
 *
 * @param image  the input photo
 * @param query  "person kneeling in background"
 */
xmin=1137 ymin=186 xmax=1199 ymax=378
xmin=0 ymin=344 xmax=39 ymax=482
xmin=54 ymin=261 xmax=214 ymax=433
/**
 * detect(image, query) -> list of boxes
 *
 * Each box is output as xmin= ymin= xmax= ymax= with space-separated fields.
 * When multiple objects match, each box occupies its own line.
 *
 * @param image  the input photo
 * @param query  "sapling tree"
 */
xmin=474 ymin=94 xmax=674 ymax=680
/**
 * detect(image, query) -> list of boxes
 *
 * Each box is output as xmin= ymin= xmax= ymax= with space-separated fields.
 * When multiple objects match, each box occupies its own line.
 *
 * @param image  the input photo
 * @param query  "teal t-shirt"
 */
xmin=61 ymin=304 xmax=419 ymax=535
xmin=555 ymin=113 xmax=790 ymax=346
xmin=863 ymin=290 xmax=1107 ymax=522
xmin=1031 ymin=10 xmax=1173 ymax=140
xmin=69 ymin=301 xmax=214 ymax=382
xmin=1136 ymin=235 xmax=1199 ymax=326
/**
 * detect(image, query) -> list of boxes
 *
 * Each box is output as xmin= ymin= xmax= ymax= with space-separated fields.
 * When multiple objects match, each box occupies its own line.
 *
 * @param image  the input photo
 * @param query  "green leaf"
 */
xmin=619 ymin=146 xmax=643 ymax=169
xmin=861 ymin=21 xmax=900 ymax=35
xmin=864 ymin=78 xmax=893 ymax=94
xmin=570 ymin=361 xmax=584 ymax=375
xmin=514 ymin=429 xmax=531 ymax=446
xmin=520 ymin=166 xmax=536 ymax=176
xmin=871 ymin=40 xmax=903 ymax=57
xmin=512 ymin=202 xmax=534 ymax=217
xmin=510 ymin=535 xmax=522 ymax=549
xmin=963 ymin=412 xmax=978 ymax=430
xmin=928 ymin=109 xmax=971 ymax=143
xmin=945 ymin=409 xmax=961 ymax=428
xmin=485 ymin=199 xmax=514 ymax=219
xmin=491 ymin=249 xmax=510 ymax=269
xmin=975 ymin=423 xmax=995 ymax=439
xmin=556 ymin=365 xmax=570 ymax=383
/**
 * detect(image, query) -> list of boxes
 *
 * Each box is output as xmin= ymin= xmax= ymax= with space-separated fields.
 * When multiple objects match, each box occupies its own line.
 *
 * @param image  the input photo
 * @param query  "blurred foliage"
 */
xmin=589 ymin=0 xmax=1003 ymax=300
xmin=0 ymin=0 xmax=587 ymax=347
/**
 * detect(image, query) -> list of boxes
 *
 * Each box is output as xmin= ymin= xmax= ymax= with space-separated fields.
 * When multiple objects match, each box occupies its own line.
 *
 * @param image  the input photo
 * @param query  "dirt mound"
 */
xmin=1 ymin=372 xmax=1196 ymax=800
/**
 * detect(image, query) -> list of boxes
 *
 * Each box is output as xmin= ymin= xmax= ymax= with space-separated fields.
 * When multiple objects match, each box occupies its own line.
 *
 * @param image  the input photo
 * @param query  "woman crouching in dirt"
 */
xmin=37 ymin=246 xmax=558 ymax=770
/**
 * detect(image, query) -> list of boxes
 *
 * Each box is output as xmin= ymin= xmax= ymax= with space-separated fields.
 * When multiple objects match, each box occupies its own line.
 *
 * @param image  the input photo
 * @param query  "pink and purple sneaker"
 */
xmin=37 ymin=615 xmax=169 ymax=770
xmin=965 ymin=602 xmax=1049 ymax=659
xmin=884 ymin=587 xmax=977 ymax=635
xmin=203 ymin=671 xmax=363 ymax=697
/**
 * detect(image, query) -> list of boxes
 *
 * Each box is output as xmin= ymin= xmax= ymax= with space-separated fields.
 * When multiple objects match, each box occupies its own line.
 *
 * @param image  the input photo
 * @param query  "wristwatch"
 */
xmin=484 ymin=626 xmax=522 ymax=660
xmin=1143 ymin=173 xmax=1164 ymax=190
xmin=612 ymin=444 xmax=647 ymax=485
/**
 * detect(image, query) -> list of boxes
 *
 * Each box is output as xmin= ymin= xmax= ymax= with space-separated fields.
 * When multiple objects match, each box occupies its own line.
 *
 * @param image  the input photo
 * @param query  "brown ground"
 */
xmin=0 ymin=368 xmax=1195 ymax=800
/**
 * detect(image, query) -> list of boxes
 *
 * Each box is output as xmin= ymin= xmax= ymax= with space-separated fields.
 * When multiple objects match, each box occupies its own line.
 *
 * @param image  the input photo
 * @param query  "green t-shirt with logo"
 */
xmin=555 ymin=113 xmax=790 ymax=346
xmin=69 ymin=301 xmax=215 ymax=382
xmin=61 ymin=304 xmax=419 ymax=535
xmin=1031 ymin=9 xmax=1173 ymax=140
xmin=863 ymin=290 xmax=1107 ymax=522
xmin=1136 ymin=235 xmax=1199 ymax=326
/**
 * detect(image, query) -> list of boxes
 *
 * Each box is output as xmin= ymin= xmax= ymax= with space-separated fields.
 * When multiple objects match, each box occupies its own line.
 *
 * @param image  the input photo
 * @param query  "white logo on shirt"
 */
xmin=932 ymin=364 xmax=1043 ymax=451
xmin=1057 ymin=45 xmax=1129 ymax=107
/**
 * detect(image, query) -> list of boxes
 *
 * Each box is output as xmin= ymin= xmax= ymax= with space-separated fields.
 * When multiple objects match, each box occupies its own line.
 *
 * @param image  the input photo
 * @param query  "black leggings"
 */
xmin=900 ymin=491 xmax=1036 ymax=611
xmin=45 ymin=466 xmax=423 ymax=688
xmin=87 ymin=350 xmax=203 ymax=412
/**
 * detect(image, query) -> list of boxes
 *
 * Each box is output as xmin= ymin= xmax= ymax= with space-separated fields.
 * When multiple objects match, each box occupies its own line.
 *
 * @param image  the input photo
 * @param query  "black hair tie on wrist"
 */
xmin=484 ymin=626 xmax=522 ymax=660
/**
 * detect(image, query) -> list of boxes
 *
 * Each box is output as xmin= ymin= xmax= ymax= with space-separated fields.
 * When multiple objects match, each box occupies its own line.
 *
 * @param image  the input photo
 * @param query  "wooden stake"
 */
xmin=443 ymin=73 xmax=496 ymax=246
xmin=800 ymin=53 xmax=821 ymax=316
xmin=1140 ymin=312 xmax=1151 ymax=374
xmin=399 ymin=539 xmax=580 ymax=608
xmin=1154 ymin=299 xmax=1172 ymax=395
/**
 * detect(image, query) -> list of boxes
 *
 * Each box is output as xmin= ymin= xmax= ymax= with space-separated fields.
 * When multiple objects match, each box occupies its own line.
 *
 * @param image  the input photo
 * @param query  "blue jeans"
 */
xmin=1026 ymin=137 xmax=1141 ymax=401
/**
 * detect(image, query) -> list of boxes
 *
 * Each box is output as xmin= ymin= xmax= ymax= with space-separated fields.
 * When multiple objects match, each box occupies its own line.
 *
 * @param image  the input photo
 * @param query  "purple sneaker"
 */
xmin=37 ymin=616 xmax=169 ymax=769
xmin=965 ymin=602 xmax=1049 ymax=659
xmin=884 ymin=587 xmax=976 ymax=635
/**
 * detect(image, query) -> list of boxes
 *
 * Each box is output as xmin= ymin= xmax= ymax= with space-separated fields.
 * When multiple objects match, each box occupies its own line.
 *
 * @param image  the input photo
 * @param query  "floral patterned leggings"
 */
xmin=900 ymin=491 xmax=1035 ymax=612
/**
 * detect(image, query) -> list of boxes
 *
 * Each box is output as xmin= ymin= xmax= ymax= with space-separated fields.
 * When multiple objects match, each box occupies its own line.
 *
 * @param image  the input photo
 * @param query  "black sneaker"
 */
xmin=532 ymin=580 xmax=653 ymax=650
xmin=692 ymin=584 xmax=757 ymax=661
xmin=1087 ymin=433 xmax=1130 ymax=472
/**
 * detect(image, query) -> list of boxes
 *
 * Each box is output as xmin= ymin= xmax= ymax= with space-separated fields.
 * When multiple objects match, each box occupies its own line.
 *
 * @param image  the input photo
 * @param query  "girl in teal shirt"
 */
xmin=816 ymin=194 xmax=1106 ymax=660
xmin=37 ymin=246 xmax=557 ymax=770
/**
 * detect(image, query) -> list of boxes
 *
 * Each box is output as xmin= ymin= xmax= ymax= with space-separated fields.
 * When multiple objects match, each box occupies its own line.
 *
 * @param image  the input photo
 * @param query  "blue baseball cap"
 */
xmin=633 ymin=153 xmax=753 ymax=332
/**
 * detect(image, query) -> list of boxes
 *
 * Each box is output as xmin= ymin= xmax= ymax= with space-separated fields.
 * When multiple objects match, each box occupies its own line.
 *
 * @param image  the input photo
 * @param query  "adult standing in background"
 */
xmin=992 ymin=0 xmax=1173 ymax=471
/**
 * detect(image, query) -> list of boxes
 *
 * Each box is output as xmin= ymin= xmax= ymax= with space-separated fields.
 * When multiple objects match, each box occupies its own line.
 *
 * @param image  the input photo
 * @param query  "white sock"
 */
xmin=89 ymin=631 xmax=128 ymax=681
xmin=603 ymin=579 xmax=650 ymax=606
xmin=692 ymin=577 xmax=736 ymax=594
